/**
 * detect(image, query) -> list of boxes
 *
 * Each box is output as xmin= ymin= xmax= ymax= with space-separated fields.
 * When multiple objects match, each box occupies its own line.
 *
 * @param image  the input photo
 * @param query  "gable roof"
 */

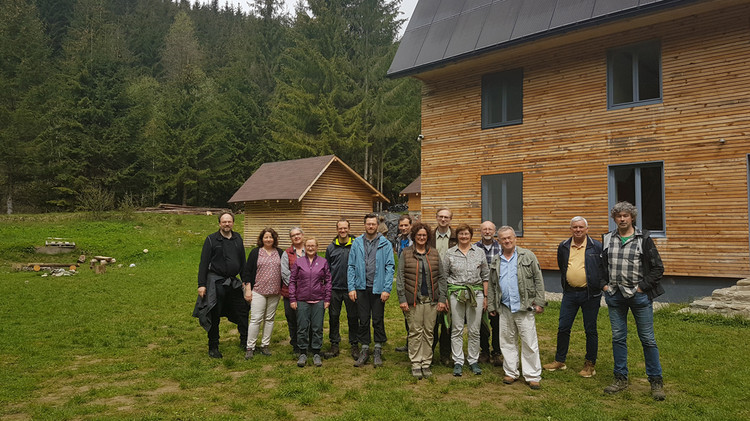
xmin=228 ymin=155 xmax=388 ymax=203
xmin=400 ymin=175 xmax=421 ymax=195
xmin=388 ymin=0 xmax=697 ymax=78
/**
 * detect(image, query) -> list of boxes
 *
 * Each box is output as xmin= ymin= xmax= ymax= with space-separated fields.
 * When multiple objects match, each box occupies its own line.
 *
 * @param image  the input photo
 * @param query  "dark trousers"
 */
xmin=480 ymin=311 xmax=500 ymax=355
xmin=555 ymin=289 xmax=600 ymax=363
xmin=432 ymin=312 xmax=451 ymax=359
xmin=356 ymin=288 xmax=386 ymax=346
xmin=297 ymin=301 xmax=325 ymax=354
xmin=283 ymin=297 xmax=299 ymax=351
xmin=329 ymin=289 xmax=359 ymax=345
xmin=208 ymin=283 xmax=249 ymax=349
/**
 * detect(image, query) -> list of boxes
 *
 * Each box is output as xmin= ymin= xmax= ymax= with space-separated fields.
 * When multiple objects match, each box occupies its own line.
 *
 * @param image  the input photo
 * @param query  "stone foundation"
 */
xmin=680 ymin=278 xmax=750 ymax=319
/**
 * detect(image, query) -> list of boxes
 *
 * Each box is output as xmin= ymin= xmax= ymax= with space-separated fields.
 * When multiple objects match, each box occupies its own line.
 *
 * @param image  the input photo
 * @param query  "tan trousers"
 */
xmin=406 ymin=301 xmax=439 ymax=369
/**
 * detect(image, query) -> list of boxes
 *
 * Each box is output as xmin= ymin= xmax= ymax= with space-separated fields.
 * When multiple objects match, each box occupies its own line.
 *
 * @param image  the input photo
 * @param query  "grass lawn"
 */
xmin=1 ymin=212 xmax=749 ymax=420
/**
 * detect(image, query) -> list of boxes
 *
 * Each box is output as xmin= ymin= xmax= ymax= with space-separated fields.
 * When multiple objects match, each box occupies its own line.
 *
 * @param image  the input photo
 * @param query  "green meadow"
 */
xmin=1 ymin=213 xmax=748 ymax=420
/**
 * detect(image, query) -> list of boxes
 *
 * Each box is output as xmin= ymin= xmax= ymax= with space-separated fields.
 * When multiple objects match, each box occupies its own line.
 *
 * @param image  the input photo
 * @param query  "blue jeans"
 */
xmin=555 ymin=290 xmax=599 ymax=363
xmin=605 ymin=289 xmax=662 ymax=379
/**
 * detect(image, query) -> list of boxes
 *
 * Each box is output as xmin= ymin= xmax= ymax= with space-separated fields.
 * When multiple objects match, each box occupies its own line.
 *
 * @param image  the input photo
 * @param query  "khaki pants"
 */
xmin=498 ymin=304 xmax=542 ymax=382
xmin=406 ymin=301 xmax=438 ymax=369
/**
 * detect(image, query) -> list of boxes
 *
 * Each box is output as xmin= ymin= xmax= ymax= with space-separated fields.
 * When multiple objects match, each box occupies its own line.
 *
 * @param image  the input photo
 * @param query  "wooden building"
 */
xmin=389 ymin=0 xmax=750 ymax=278
xmin=228 ymin=155 xmax=389 ymax=249
xmin=400 ymin=175 xmax=422 ymax=219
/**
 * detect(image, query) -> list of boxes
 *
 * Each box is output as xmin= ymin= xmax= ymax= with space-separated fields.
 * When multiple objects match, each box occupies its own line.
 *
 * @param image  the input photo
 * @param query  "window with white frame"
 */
xmin=481 ymin=172 xmax=523 ymax=236
xmin=608 ymin=162 xmax=665 ymax=236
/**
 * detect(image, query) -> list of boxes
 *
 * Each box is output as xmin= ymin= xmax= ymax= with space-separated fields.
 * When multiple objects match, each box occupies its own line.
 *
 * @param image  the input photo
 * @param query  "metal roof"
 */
xmin=388 ymin=0 xmax=693 ymax=78
xmin=228 ymin=155 xmax=388 ymax=203
xmin=400 ymin=175 xmax=421 ymax=195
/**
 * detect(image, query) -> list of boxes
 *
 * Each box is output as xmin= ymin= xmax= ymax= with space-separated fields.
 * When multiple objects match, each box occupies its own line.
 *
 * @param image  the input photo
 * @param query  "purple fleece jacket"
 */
xmin=289 ymin=255 xmax=332 ymax=303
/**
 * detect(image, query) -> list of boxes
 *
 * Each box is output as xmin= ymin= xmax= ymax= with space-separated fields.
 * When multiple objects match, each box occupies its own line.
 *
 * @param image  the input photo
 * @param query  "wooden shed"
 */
xmin=399 ymin=175 xmax=422 ymax=219
xmin=388 ymin=0 xmax=750 ymax=279
xmin=228 ymin=155 xmax=389 ymax=249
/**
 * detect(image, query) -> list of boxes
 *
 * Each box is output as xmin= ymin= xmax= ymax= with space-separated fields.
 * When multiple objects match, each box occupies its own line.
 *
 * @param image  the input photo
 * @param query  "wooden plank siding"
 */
xmin=242 ymin=160 xmax=376 ymax=249
xmin=417 ymin=3 xmax=750 ymax=278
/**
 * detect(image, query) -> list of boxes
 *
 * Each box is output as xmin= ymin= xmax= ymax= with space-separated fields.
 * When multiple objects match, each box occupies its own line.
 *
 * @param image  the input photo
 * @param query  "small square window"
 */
xmin=607 ymin=42 xmax=661 ymax=108
xmin=482 ymin=69 xmax=523 ymax=129
xmin=481 ymin=172 xmax=523 ymax=236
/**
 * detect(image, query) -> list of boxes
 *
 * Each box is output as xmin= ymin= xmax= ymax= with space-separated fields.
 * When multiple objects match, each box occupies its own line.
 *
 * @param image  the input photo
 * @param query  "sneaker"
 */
xmin=421 ymin=367 xmax=433 ymax=378
xmin=478 ymin=352 xmax=490 ymax=364
xmin=650 ymin=378 xmax=666 ymax=401
xmin=260 ymin=346 xmax=272 ymax=356
xmin=313 ymin=354 xmax=322 ymax=367
xmin=502 ymin=375 xmax=516 ymax=385
xmin=491 ymin=353 xmax=503 ymax=367
xmin=542 ymin=361 xmax=567 ymax=371
xmin=244 ymin=348 xmax=254 ymax=360
xmin=470 ymin=363 xmax=482 ymax=375
xmin=411 ymin=367 xmax=423 ymax=379
xmin=208 ymin=348 xmax=223 ymax=359
xmin=579 ymin=360 xmax=596 ymax=378
xmin=350 ymin=344 xmax=360 ymax=360
xmin=297 ymin=353 xmax=307 ymax=367
xmin=604 ymin=375 xmax=629 ymax=394
xmin=528 ymin=381 xmax=541 ymax=390
xmin=373 ymin=347 xmax=383 ymax=368
xmin=453 ymin=363 xmax=463 ymax=377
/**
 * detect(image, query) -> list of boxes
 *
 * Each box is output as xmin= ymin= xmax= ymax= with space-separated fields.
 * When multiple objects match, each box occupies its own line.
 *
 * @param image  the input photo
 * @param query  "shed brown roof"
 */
xmin=400 ymin=175 xmax=421 ymax=195
xmin=228 ymin=155 xmax=388 ymax=203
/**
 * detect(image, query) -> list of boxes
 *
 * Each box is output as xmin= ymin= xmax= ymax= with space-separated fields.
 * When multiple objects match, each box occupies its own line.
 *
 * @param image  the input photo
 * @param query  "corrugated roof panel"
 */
xmin=550 ymin=0 xmax=596 ymax=29
xmin=407 ymin=0 xmax=440 ymax=30
xmin=389 ymin=25 xmax=430 ymax=74
xmin=415 ymin=15 xmax=460 ymax=67
xmin=593 ymin=0 xmax=639 ymax=17
xmin=434 ymin=0 xmax=466 ymax=21
xmin=444 ymin=5 xmax=490 ymax=58
xmin=475 ymin=0 xmax=523 ymax=50
xmin=512 ymin=0 xmax=557 ymax=39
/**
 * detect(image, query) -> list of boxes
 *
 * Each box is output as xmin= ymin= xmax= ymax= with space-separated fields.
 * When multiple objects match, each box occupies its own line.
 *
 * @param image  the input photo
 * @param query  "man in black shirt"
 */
xmin=193 ymin=212 xmax=249 ymax=358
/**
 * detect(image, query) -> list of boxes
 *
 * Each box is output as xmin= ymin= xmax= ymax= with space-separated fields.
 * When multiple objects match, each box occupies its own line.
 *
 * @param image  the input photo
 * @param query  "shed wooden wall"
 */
xmin=408 ymin=193 xmax=421 ymax=218
xmin=417 ymin=3 xmax=750 ymax=278
xmin=242 ymin=161 xmax=377 ymax=249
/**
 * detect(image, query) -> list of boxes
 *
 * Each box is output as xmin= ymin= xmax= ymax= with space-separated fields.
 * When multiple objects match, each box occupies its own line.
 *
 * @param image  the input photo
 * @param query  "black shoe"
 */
xmin=208 ymin=348 xmax=223 ymax=359
xmin=395 ymin=344 xmax=408 ymax=353
xmin=350 ymin=344 xmax=360 ymax=360
xmin=323 ymin=343 xmax=340 ymax=359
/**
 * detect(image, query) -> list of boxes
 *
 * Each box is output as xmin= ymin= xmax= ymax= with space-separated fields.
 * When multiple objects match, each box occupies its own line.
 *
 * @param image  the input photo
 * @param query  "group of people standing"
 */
xmin=193 ymin=200 xmax=666 ymax=400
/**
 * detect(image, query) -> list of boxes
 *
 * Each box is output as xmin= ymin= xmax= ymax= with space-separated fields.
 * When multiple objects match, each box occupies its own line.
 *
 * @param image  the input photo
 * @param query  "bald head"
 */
xmin=480 ymin=221 xmax=496 ymax=244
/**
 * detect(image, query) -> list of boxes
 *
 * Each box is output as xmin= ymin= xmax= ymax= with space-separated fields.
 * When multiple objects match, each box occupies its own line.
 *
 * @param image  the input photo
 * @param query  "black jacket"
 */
xmin=557 ymin=235 xmax=604 ymax=298
xmin=197 ymin=230 xmax=245 ymax=287
xmin=325 ymin=236 xmax=353 ymax=291
xmin=601 ymin=228 xmax=665 ymax=300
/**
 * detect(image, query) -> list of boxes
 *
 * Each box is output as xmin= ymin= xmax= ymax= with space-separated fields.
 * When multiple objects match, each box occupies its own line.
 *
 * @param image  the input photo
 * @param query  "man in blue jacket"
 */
xmin=543 ymin=216 xmax=602 ymax=378
xmin=348 ymin=213 xmax=395 ymax=368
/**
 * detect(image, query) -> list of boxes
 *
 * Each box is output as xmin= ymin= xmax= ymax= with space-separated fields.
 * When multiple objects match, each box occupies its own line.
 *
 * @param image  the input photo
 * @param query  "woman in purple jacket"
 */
xmin=289 ymin=238 xmax=332 ymax=367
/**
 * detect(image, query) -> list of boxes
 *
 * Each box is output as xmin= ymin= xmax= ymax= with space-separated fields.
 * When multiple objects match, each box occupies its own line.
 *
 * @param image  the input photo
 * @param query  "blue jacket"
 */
xmin=557 ymin=235 xmax=604 ymax=299
xmin=347 ymin=234 xmax=395 ymax=294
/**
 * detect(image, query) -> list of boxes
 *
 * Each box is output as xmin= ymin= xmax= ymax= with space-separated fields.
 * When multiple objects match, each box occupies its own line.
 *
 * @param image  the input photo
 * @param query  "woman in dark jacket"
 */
xmin=242 ymin=228 xmax=284 ymax=360
xmin=289 ymin=238 xmax=331 ymax=367
xmin=396 ymin=222 xmax=447 ymax=379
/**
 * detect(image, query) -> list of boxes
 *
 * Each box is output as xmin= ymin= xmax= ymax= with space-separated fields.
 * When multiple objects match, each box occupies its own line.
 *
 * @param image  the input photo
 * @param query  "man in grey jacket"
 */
xmin=488 ymin=226 xmax=545 ymax=390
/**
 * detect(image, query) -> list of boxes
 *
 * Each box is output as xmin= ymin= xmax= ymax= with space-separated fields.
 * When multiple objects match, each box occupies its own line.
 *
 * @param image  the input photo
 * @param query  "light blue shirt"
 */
xmin=499 ymin=249 xmax=522 ymax=313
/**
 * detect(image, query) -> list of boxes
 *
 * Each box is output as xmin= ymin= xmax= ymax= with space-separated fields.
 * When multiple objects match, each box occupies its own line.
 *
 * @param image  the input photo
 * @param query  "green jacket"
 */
xmin=488 ymin=246 xmax=546 ymax=313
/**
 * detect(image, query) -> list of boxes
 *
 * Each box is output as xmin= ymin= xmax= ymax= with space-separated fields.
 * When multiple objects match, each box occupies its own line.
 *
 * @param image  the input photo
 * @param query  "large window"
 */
xmin=607 ymin=41 xmax=661 ymax=108
xmin=482 ymin=172 xmax=523 ymax=236
xmin=481 ymin=68 xmax=523 ymax=129
xmin=608 ymin=162 xmax=665 ymax=236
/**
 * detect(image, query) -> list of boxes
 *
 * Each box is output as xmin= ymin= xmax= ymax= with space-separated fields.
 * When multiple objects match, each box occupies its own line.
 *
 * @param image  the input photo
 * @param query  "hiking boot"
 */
xmin=604 ymin=375 xmax=629 ymax=394
xmin=453 ymin=363 xmax=463 ymax=377
xmin=296 ymin=353 xmax=308 ymax=367
xmin=373 ymin=347 xmax=383 ymax=368
xmin=350 ymin=344 xmax=360 ymax=360
xmin=478 ymin=352 xmax=490 ymax=364
xmin=502 ymin=376 xmax=516 ymax=384
xmin=650 ymin=377 xmax=666 ymax=401
xmin=422 ymin=367 xmax=433 ymax=378
xmin=411 ymin=367 xmax=423 ymax=379
xmin=528 ymin=381 xmax=541 ymax=390
xmin=354 ymin=347 xmax=369 ymax=367
xmin=208 ymin=348 xmax=223 ymax=359
xmin=543 ymin=361 xmax=567 ymax=371
xmin=313 ymin=354 xmax=322 ymax=367
xmin=491 ymin=353 xmax=503 ymax=367
xmin=470 ymin=363 xmax=482 ymax=375
xmin=260 ymin=346 xmax=272 ymax=356
xmin=244 ymin=348 xmax=254 ymax=360
xmin=323 ymin=343 xmax=339 ymax=359
xmin=579 ymin=360 xmax=596 ymax=378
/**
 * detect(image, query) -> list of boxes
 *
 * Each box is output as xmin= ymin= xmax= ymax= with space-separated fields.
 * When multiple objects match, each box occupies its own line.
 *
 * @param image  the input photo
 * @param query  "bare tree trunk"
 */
xmin=6 ymin=192 xmax=12 ymax=215
xmin=364 ymin=145 xmax=370 ymax=183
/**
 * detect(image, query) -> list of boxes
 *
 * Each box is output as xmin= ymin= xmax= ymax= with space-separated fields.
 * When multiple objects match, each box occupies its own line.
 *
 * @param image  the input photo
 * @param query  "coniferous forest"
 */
xmin=0 ymin=0 xmax=421 ymax=213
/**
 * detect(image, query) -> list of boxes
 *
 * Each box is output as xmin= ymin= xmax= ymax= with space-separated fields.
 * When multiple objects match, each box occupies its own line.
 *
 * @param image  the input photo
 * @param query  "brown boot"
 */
xmin=323 ymin=343 xmax=339 ymax=359
xmin=350 ymin=344 xmax=360 ymax=360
